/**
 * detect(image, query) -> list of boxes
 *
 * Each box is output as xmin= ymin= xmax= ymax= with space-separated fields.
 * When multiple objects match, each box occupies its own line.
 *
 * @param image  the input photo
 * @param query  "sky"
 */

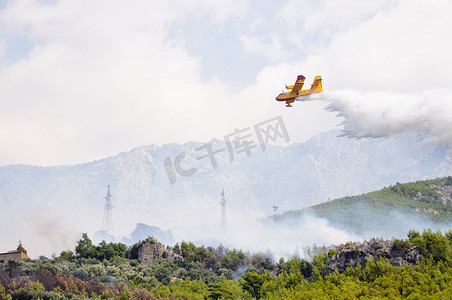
xmin=1 ymin=0 xmax=452 ymax=166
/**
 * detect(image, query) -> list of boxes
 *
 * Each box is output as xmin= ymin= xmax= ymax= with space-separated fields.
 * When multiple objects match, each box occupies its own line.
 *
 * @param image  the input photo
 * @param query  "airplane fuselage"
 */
xmin=275 ymin=87 xmax=322 ymax=101
xmin=275 ymin=75 xmax=323 ymax=103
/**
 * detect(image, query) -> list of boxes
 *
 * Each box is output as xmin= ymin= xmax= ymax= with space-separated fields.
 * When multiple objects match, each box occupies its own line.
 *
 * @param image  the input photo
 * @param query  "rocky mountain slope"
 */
xmin=1 ymin=130 xmax=452 ymax=254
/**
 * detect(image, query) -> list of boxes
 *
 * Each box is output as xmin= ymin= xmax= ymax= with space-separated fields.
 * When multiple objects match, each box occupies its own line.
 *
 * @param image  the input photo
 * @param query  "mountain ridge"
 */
xmin=1 ymin=129 xmax=452 ymax=255
xmin=271 ymin=176 xmax=452 ymax=238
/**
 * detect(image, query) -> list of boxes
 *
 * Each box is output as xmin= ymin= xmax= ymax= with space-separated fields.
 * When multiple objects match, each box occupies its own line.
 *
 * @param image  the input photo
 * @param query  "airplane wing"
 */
xmin=290 ymin=75 xmax=306 ymax=94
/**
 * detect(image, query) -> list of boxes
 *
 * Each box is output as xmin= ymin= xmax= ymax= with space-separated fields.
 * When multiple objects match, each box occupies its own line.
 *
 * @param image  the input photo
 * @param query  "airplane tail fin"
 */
xmin=310 ymin=76 xmax=323 ymax=93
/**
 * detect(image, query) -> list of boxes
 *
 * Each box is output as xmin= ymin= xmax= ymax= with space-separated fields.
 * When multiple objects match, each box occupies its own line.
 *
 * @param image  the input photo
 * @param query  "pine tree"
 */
xmin=16 ymin=240 xmax=27 ymax=255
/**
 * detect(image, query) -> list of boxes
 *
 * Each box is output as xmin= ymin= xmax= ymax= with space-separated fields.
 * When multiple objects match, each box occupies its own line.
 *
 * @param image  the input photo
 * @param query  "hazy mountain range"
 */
xmin=1 ymin=130 xmax=451 ymax=255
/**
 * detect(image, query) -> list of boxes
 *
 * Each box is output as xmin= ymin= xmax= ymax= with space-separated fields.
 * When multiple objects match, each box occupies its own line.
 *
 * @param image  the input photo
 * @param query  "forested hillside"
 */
xmin=272 ymin=176 xmax=452 ymax=237
xmin=1 ymin=178 xmax=452 ymax=299
xmin=1 ymin=229 xmax=451 ymax=299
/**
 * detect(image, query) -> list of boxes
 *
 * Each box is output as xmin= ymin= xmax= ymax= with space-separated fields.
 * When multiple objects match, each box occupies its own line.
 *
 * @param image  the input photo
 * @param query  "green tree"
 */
xmin=241 ymin=271 xmax=272 ymax=299
xmin=251 ymin=253 xmax=274 ymax=270
xmin=328 ymin=249 xmax=337 ymax=258
xmin=408 ymin=230 xmax=421 ymax=240
xmin=75 ymin=233 xmax=94 ymax=258
xmin=0 ymin=282 xmax=5 ymax=299
xmin=6 ymin=260 xmax=20 ymax=282
xmin=207 ymin=283 xmax=234 ymax=299
xmin=58 ymin=250 xmax=74 ymax=260
xmin=180 ymin=241 xmax=198 ymax=262
xmin=276 ymin=257 xmax=285 ymax=273
xmin=119 ymin=287 xmax=132 ymax=300
xmin=282 ymin=257 xmax=313 ymax=279
xmin=16 ymin=240 xmax=27 ymax=255
xmin=420 ymin=229 xmax=452 ymax=263
xmin=100 ymin=290 xmax=115 ymax=299
xmin=446 ymin=176 xmax=452 ymax=186
xmin=127 ymin=242 xmax=140 ymax=260
xmin=173 ymin=243 xmax=181 ymax=255
xmin=222 ymin=249 xmax=247 ymax=271
xmin=95 ymin=241 xmax=127 ymax=260
xmin=30 ymin=280 xmax=45 ymax=291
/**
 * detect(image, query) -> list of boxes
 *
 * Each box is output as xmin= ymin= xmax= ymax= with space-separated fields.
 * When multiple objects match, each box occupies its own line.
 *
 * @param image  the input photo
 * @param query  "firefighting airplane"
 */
xmin=275 ymin=75 xmax=323 ymax=107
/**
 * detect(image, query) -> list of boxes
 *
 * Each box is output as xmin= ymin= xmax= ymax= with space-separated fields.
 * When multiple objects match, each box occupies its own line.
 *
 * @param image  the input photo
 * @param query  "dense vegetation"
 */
xmin=272 ymin=176 xmax=452 ymax=235
xmin=1 ymin=229 xmax=452 ymax=299
xmin=1 ymin=178 xmax=451 ymax=299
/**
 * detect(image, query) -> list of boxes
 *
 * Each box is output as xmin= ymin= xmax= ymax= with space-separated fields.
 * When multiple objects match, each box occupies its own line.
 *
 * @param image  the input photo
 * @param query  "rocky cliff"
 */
xmin=325 ymin=239 xmax=420 ymax=274
xmin=137 ymin=237 xmax=182 ymax=265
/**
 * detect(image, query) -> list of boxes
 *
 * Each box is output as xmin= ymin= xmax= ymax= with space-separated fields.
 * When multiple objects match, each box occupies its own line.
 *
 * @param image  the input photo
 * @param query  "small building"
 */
xmin=0 ymin=251 xmax=29 ymax=263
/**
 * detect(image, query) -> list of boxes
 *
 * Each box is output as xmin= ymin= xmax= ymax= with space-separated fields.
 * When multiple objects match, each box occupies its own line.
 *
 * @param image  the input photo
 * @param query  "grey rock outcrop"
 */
xmin=137 ymin=238 xmax=183 ymax=265
xmin=325 ymin=246 xmax=365 ymax=274
xmin=430 ymin=184 xmax=452 ymax=206
xmin=325 ymin=239 xmax=420 ymax=274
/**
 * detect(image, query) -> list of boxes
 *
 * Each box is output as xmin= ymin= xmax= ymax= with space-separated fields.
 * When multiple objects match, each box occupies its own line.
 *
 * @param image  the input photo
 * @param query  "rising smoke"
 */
xmin=165 ymin=204 xmax=358 ymax=260
xmin=2 ymin=179 xmax=449 ymax=260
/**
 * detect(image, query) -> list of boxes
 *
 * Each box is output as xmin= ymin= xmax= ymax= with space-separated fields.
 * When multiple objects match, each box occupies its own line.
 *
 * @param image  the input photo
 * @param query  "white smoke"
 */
xmin=155 ymin=201 xmax=358 ymax=260
xmin=316 ymin=89 xmax=452 ymax=144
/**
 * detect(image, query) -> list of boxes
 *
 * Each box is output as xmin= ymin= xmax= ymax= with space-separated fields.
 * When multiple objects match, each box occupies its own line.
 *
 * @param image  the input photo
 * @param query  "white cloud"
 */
xmin=239 ymin=0 xmax=397 ymax=60
xmin=298 ymin=0 xmax=452 ymax=91
xmin=0 ymin=38 xmax=4 ymax=55
xmin=0 ymin=0 xmax=248 ymax=165
xmin=0 ymin=0 xmax=451 ymax=166
xmin=278 ymin=0 xmax=396 ymax=42
xmin=185 ymin=0 xmax=249 ymax=24
xmin=239 ymin=34 xmax=287 ymax=61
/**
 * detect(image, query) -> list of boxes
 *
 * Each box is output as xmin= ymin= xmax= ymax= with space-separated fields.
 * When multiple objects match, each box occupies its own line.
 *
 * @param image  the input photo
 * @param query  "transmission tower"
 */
xmin=220 ymin=189 xmax=226 ymax=234
xmin=102 ymin=185 xmax=113 ymax=234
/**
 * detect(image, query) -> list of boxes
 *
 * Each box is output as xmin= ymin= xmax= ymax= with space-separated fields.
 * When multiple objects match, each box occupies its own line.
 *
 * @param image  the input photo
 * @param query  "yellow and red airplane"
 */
xmin=275 ymin=75 xmax=323 ymax=107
